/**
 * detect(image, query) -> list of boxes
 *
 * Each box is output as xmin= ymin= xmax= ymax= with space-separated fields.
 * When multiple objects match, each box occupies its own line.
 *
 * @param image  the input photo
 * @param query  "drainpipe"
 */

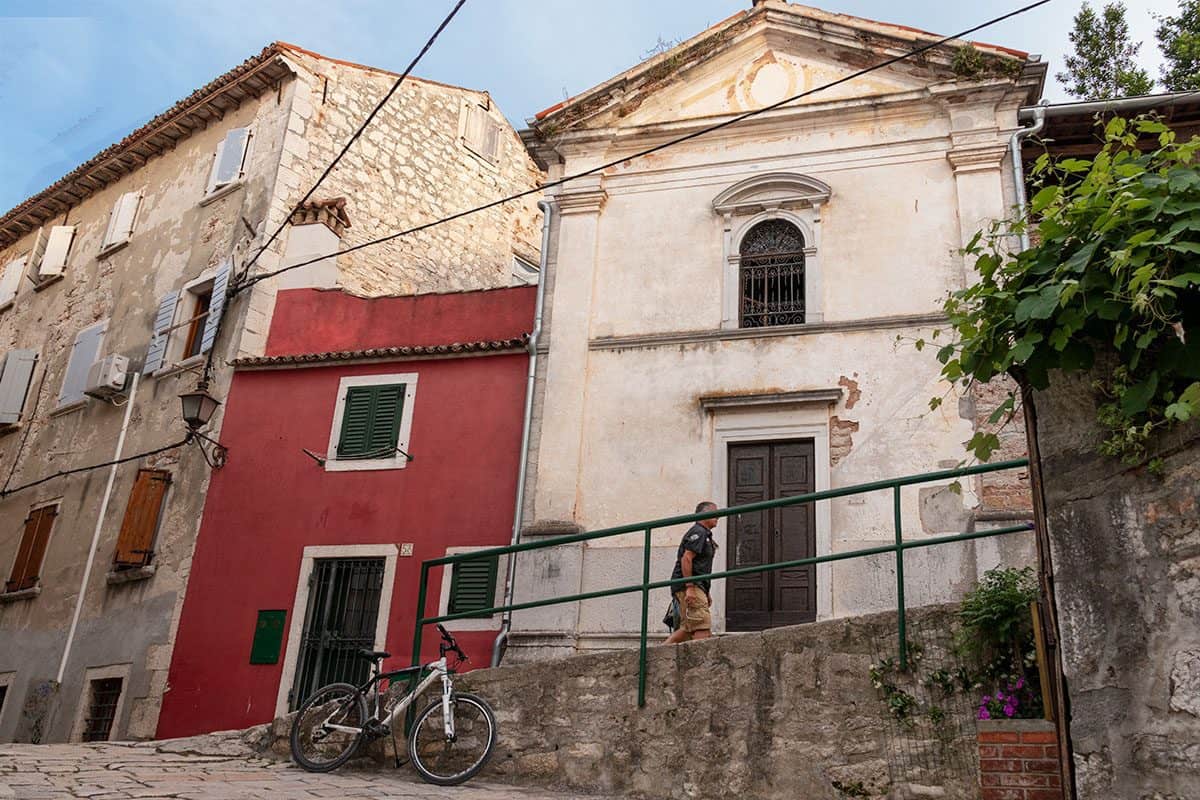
xmin=1009 ymin=102 xmax=1046 ymax=252
xmin=57 ymin=373 xmax=140 ymax=683
xmin=492 ymin=199 xmax=554 ymax=668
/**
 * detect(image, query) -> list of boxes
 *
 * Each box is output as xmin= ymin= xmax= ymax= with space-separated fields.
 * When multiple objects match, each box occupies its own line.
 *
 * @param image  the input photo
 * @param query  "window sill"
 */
xmin=98 ymin=239 xmax=130 ymax=259
xmin=107 ymin=564 xmax=156 ymax=585
xmin=324 ymin=456 xmax=411 ymax=473
xmin=51 ymin=399 xmax=87 ymax=417
xmin=0 ymin=585 xmax=40 ymax=603
xmin=199 ymin=181 xmax=244 ymax=207
xmin=152 ymin=354 xmax=207 ymax=380
xmin=32 ymin=274 xmax=64 ymax=293
xmin=461 ymin=139 xmax=500 ymax=172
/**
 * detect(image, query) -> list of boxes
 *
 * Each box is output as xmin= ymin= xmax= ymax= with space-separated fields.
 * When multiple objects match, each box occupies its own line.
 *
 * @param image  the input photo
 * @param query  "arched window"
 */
xmin=738 ymin=219 xmax=805 ymax=328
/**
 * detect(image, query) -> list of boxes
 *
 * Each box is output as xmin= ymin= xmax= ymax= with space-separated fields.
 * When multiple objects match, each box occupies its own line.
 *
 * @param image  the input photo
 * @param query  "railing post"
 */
xmin=638 ymin=527 xmax=651 ymax=708
xmin=411 ymin=561 xmax=430 ymax=669
xmin=894 ymin=486 xmax=907 ymax=671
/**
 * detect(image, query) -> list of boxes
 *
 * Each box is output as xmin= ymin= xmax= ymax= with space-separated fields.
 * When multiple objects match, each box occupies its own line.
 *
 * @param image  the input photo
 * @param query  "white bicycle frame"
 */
xmin=322 ymin=657 xmax=456 ymax=739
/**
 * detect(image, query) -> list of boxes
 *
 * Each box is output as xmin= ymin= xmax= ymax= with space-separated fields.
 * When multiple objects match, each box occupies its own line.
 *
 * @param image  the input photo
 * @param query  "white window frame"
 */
xmin=436 ymin=546 xmax=509 ymax=632
xmin=324 ymin=373 xmax=418 ymax=472
xmin=275 ymin=543 xmax=399 ymax=717
xmin=202 ymin=126 xmax=254 ymax=204
xmin=69 ymin=663 xmax=131 ymax=743
xmin=162 ymin=273 xmax=217 ymax=373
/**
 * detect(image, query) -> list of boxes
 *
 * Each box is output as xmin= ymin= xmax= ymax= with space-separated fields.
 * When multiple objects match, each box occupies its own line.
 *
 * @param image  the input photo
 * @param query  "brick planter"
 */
xmin=977 ymin=719 xmax=1063 ymax=800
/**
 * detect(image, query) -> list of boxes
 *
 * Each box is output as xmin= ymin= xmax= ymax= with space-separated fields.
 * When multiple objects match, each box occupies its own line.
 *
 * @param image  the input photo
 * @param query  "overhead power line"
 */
xmin=0 ymin=438 xmax=190 ymax=499
xmin=237 ymin=0 xmax=1053 ymax=292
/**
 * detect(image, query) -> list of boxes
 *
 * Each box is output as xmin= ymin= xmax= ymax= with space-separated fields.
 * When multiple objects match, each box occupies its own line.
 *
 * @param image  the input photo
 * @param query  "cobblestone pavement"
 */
xmin=0 ymin=742 xmax=618 ymax=800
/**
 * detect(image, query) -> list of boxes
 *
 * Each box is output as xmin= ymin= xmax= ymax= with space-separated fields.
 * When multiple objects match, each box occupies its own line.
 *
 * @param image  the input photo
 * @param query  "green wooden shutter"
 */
xmin=448 ymin=555 xmax=499 ymax=618
xmin=249 ymin=610 xmax=287 ymax=664
xmin=337 ymin=384 xmax=405 ymax=458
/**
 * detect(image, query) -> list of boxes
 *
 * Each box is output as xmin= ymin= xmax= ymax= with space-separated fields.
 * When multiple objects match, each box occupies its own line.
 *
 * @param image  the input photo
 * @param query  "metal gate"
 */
xmin=289 ymin=558 xmax=386 ymax=710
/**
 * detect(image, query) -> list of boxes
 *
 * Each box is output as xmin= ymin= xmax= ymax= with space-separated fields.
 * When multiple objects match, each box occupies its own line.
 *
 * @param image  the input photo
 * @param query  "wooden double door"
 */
xmin=726 ymin=440 xmax=817 ymax=631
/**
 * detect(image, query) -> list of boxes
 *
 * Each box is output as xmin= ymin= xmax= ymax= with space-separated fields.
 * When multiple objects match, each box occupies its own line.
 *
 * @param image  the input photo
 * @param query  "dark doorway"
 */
xmin=726 ymin=440 xmax=817 ymax=630
xmin=289 ymin=557 xmax=385 ymax=710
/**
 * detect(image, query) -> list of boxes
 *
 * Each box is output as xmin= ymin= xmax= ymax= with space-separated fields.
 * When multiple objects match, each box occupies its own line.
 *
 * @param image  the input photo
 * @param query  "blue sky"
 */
xmin=0 ymin=0 xmax=1180 ymax=214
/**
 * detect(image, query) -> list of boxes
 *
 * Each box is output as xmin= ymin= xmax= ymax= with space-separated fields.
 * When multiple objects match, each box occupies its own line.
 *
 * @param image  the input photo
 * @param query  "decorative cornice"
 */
xmin=551 ymin=174 xmax=607 ymax=215
xmin=712 ymin=172 xmax=832 ymax=216
xmin=946 ymin=144 xmax=1009 ymax=173
xmin=289 ymin=197 xmax=351 ymax=237
xmin=699 ymin=388 xmax=843 ymax=411
xmin=588 ymin=312 xmax=947 ymax=351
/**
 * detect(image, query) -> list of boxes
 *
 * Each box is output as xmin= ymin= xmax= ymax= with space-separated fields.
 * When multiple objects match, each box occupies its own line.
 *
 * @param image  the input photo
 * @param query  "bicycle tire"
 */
xmin=407 ymin=692 xmax=497 ymax=786
xmin=289 ymin=682 xmax=368 ymax=772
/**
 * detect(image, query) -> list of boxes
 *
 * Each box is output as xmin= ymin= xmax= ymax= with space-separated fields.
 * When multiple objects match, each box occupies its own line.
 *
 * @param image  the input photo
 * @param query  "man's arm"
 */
xmin=679 ymin=550 xmax=702 ymax=596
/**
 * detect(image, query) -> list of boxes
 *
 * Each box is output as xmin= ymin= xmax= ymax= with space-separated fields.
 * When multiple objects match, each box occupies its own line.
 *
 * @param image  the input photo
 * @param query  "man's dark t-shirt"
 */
xmin=671 ymin=523 xmax=715 ymax=595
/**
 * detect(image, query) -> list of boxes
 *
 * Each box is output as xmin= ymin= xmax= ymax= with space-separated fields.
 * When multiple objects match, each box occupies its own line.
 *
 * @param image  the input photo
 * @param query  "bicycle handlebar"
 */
xmin=436 ymin=624 xmax=468 ymax=662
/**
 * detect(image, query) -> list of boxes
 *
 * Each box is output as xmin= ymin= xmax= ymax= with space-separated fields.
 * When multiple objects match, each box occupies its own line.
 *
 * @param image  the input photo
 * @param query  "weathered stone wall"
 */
xmin=269 ymin=49 xmax=543 ymax=298
xmin=1033 ymin=370 xmax=1200 ymax=799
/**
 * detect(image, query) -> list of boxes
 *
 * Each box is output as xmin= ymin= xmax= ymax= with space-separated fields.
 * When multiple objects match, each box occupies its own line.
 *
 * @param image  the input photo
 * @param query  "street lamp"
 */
xmin=179 ymin=381 xmax=227 ymax=468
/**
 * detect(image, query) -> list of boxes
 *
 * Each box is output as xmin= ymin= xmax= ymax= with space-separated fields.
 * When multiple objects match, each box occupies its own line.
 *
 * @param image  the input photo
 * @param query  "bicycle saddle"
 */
xmin=358 ymin=649 xmax=391 ymax=661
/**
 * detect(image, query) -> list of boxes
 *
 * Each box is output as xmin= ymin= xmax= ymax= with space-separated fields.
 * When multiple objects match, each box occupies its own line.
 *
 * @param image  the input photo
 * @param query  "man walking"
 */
xmin=665 ymin=501 xmax=719 ymax=644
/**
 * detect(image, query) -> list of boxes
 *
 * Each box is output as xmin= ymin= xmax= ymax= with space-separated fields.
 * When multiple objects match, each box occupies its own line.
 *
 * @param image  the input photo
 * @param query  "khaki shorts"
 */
xmin=673 ymin=590 xmax=711 ymax=633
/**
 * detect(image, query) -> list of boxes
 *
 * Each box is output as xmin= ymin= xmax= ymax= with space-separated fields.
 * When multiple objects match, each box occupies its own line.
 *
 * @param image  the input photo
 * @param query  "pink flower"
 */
xmin=982 ymin=695 xmax=992 ymax=703
xmin=978 ymin=708 xmax=991 ymax=720
xmin=1015 ymin=678 xmax=1026 ymax=690
xmin=1003 ymin=704 xmax=1016 ymax=717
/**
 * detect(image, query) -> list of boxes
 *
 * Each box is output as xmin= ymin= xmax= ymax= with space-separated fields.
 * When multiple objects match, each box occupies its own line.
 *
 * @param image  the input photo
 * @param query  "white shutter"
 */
xmin=103 ymin=192 xmax=140 ymax=249
xmin=0 ymin=256 xmax=24 ymax=306
xmin=483 ymin=118 xmax=501 ymax=162
xmin=27 ymin=229 xmax=46 ymax=277
xmin=59 ymin=321 xmax=107 ymax=406
xmin=210 ymin=128 xmax=249 ymax=192
xmin=199 ymin=261 xmax=231 ymax=354
xmin=38 ymin=226 xmax=75 ymax=278
xmin=0 ymin=349 xmax=38 ymax=425
xmin=206 ymin=138 xmax=226 ymax=196
xmin=144 ymin=292 xmax=180 ymax=375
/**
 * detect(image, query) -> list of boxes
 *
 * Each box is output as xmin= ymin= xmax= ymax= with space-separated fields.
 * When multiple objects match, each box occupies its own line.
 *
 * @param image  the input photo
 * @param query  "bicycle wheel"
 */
xmin=289 ymin=682 xmax=368 ymax=772
xmin=408 ymin=692 xmax=497 ymax=786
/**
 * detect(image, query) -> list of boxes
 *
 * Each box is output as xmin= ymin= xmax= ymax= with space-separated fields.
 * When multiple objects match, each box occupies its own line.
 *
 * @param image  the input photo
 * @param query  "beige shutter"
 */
xmin=27 ymin=229 xmax=46 ymax=276
xmin=0 ymin=256 xmax=24 ymax=306
xmin=103 ymin=192 xmax=140 ymax=249
xmin=0 ymin=349 xmax=38 ymax=425
xmin=39 ymin=226 xmax=76 ymax=278
xmin=209 ymin=128 xmax=250 ymax=192
xmin=59 ymin=321 xmax=107 ymax=406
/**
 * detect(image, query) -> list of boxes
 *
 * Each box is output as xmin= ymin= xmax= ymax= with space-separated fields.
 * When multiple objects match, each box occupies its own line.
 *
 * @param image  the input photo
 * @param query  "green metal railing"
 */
xmin=410 ymin=459 xmax=1032 ymax=708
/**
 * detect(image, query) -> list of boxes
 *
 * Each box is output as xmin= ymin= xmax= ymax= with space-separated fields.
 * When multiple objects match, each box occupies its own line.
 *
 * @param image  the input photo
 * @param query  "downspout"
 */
xmin=58 ymin=372 xmax=140 ymax=683
xmin=1010 ymin=103 xmax=1046 ymax=251
xmin=492 ymin=199 xmax=554 ymax=668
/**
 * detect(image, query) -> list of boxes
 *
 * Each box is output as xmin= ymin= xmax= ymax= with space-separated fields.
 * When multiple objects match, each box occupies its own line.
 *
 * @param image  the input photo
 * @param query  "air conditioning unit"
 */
xmin=85 ymin=354 xmax=130 ymax=399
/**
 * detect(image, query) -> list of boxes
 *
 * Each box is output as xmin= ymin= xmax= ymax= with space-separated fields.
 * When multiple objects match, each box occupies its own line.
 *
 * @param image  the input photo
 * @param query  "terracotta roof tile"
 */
xmin=231 ymin=335 xmax=530 ymax=368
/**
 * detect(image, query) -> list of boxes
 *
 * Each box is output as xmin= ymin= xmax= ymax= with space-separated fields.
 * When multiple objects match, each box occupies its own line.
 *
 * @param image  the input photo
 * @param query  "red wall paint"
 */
xmin=265 ymin=286 xmax=535 ymax=355
xmin=157 ymin=287 xmax=534 ymax=738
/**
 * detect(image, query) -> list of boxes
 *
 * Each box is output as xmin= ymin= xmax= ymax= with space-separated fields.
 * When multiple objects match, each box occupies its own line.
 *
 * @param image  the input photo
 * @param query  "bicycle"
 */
xmin=289 ymin=625 xmax=497 ymax=785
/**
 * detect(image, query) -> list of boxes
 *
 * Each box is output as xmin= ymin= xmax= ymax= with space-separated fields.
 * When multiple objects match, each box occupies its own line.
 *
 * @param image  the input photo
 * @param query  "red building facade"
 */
xmin=157 ymin=285 xmax=534 ymax=738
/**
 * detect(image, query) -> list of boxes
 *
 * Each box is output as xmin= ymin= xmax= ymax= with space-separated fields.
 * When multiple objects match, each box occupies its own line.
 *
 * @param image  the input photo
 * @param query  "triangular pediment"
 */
xmin=530 ymin=2 xmax=1033 ymax=135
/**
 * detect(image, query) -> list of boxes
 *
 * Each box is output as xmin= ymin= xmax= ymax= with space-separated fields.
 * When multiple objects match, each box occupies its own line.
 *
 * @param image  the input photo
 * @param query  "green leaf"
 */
xmin=929 ymin=396 xmax=943 ymax=411
xmin=1167 ymin=242 xmax=1200 ymax=254
xmin=1029 ymin=185 xmax=1060 ymax=215
xmin=915 ymin=338 xmax=925 ymax=351
xmin=1135 ymin=330 xmax=1158 ymax=350
xmin=1015 ymin=285 xmax=1062 ymax=322
xmin=1063 ymin=239 xmax=1100 ymax=273
xmin=1155 ymin=272 xmax=1200 ymax=288
xmin=1120 ymin=372 xmax=1159 ymax=416
xmin=987 ymin=395 xmax=1015 ymax=425
xmin=936 ymin=344 xmax=956 ymax=365
xmin=1060 ymin=340 xmax=1095 ymax=372
xmin=966 ymin=432 xmax=1001 ymax=462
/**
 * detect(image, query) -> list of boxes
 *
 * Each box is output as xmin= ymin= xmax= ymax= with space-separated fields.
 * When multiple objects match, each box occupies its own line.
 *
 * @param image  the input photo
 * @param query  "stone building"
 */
xmin=0 ymin=42 xmax=540 ymax=743
xmin=509 ymin=0 xmax=1043 ymax=656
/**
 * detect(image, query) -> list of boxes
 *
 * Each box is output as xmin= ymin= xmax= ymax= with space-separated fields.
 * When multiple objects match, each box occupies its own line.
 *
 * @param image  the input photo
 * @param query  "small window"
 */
xmin=462 ymin=103 xmax=501 ymax=163
xmin=5 ymin=503 xmax=57 ymax=594
xmin=511 ymin=255 xmax=539 ymax=286
xmin=448 ymin=555 xmax=499 ymax=618
xmin=100 ymin=192 xmax=142 ymax=253
xmin=0 ymin=255 xmax=25 ymax=309
xmin=112 ymin=470 xmax=171 ymax=569
xmin=738 ymin=219 xmax=806 ymax=328
xmin=0 ymin=349 xmax=38 ymax=426
xmin=58 ymin=320 xmax=107 ymax=407
xmin=206 ymin=127 xmax=252 ymax=196
xmin=337 ymin=384 xmax=406 ymax=459
xmin=30 ymin=225 xmax=76 ymax=283
xmin=81 ymin=677 xmax=123 ymax=742
xmin=144 ymin=262 xmax=230 ymax=375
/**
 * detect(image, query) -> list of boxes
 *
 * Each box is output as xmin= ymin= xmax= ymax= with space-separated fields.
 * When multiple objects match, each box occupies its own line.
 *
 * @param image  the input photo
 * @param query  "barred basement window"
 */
xmin=81 ymin=677 xmax=123 ymax=742
xmin=448 ymin=555 xmax=499 ymax=619
xmin=738 ymin=219 xmax=806 ymax=328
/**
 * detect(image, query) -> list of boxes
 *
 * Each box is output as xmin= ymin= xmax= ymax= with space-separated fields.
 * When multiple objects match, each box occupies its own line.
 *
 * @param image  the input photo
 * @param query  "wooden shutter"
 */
xmin=210 ymin=128 xmax=250 ymax=191
xmin=199 ymin=261 xmax=230 ymax=354
xmin=448 ymin=555 xmax=499 ymax=618
xmin=482 ymin=117 xmax=501 ymax=162
xmin=27 ymin=229 xmax=46 ymax=277
xmin=143 ymin=292 xmax=179 ymax=375
xmin=0 ymin=349 xmax=38 ymax=425
xmin=0 ymin=256 xmax=25 ymax=306
xmin=113 ymin=470 xmax=171 ymax=567
xmin=103 ymin=192 xmax=141 ymax=249
xmin=38 ymin=226 xmax=75 ymax=278
xmin=6 ymin=506 xmax=56 ymax=593
xmin=336 ymin=384 xmax=405 ymax=458
xmin=59 ymin=321 xmax=107 ymax=406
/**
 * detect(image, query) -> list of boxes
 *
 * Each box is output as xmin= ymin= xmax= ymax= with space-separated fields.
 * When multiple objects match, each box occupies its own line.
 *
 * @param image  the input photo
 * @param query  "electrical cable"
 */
xmin=0 ymin=437 xmax=190 ymax=499
xmin=237 ymin=0 xmax=1053 ymax=293
xmin=1 ymin=366 xmax=49 ymax=495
